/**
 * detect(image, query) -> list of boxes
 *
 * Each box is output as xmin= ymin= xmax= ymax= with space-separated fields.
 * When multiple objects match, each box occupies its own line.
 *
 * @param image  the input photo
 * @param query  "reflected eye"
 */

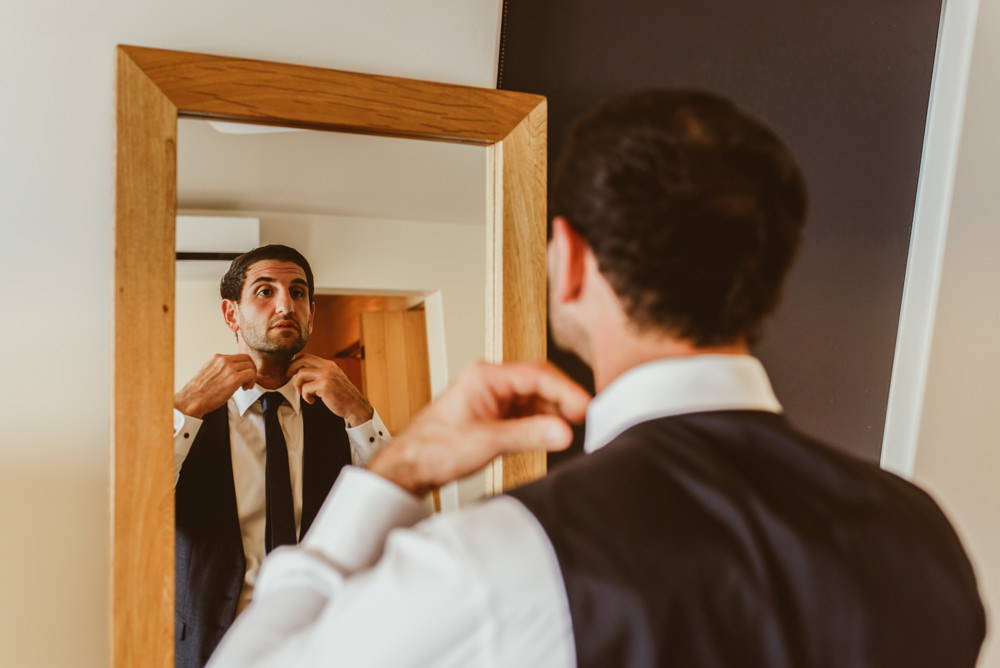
xmin=256 ymin=287 xmax=273 ymax=298
xmin=291 ymin=288 xmax=307 ymax=300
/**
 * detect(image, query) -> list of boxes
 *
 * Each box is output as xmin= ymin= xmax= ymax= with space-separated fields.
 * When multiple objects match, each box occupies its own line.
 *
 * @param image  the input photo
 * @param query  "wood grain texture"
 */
xmin=303 ymin=295 xmax=422 ymax=361
xmin=114 ymin=45 xmax=546 ymax=666
xmin=113 ymin=48 xmax=177 ymax=668
xmin=359 ymin=310 xmax=431 ymax=435
xmin=120 ymin=45 xmax=543 ymax=145
xmin=486 ymin=102 xmax=550 ymax=492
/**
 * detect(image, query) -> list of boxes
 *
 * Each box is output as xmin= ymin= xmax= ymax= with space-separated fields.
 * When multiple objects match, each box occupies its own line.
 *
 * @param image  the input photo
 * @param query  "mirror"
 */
xmin=175 ymin=120 xmax=492 ymax=505
xmin=114 ymin=45 xmax=546 ymax=666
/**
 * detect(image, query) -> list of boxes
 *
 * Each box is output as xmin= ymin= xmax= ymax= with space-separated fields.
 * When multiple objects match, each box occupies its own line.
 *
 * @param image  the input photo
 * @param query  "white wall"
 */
xmin=0 ymin=2 xmax=501 ymax=666
xmin=892 ymin=0 xmax=1000 ymax=665
xmin=175 ymin=279 xmax=239 ymax=388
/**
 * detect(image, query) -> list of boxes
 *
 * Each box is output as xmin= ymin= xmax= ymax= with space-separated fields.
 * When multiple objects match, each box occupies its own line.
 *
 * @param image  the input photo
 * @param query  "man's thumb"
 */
xmin=480 ymin=415 xmax=574 ymax=454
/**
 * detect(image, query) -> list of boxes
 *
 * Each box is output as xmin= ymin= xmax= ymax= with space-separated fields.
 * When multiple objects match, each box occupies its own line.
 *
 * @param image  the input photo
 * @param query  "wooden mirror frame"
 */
xmin=114 ymin=45 xmax=547 ymax=667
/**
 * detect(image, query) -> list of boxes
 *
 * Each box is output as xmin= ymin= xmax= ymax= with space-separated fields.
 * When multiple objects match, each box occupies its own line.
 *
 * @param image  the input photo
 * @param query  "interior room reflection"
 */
xmin=175 ymin=118 xmax=491 ymax=507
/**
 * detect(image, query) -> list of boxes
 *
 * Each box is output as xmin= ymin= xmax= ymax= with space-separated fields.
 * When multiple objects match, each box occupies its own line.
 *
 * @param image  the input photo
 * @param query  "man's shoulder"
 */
xmin=514 ymin=409 xmax=950 ymax=533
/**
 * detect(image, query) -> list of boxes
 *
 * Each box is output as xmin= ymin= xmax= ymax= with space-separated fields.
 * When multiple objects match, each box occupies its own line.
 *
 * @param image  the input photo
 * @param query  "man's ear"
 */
xmin=550 ymin=216 xmax=587 ymax=304
xmin=222 ymin=299 xmax=240 ymax=333
xmin=308 ymin=301 xmax=316 ymax=336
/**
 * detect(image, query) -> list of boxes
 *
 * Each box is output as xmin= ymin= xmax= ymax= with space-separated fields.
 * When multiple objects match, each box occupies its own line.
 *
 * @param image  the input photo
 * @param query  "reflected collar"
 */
xmin=233 ymin=379 xmax=302 ymax=416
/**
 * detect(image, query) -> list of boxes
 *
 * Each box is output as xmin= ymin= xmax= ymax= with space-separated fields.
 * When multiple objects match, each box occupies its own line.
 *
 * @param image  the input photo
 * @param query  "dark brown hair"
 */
xmin=219 ymin=244 xmax=315 ymax=302
xmin=551 ymin=89 xmax=808 ymax=346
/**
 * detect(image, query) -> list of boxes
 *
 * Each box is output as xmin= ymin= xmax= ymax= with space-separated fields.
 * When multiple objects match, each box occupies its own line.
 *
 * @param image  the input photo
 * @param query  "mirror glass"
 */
xmin=175 ymin=118 xmax=491 ymax=504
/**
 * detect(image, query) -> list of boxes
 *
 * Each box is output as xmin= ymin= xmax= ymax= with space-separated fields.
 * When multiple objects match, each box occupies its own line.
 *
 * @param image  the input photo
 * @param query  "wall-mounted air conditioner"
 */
xmin=176 ymin=215 xmax=260 ymax=278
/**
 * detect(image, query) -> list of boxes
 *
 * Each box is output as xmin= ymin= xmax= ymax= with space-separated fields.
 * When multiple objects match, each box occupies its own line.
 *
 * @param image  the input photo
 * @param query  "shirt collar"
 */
xmin=233 ymin=379 xmax=302 ymax=417
xmin=583 ymin=354 xmax=782 ymax=454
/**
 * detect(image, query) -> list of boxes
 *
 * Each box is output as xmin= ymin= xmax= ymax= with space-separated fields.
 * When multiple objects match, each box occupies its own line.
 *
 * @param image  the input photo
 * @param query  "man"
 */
xmin=209 ymin=91 xmax=985 ymax=667
xmin=173 ymin=244 xmax=390 ymax=667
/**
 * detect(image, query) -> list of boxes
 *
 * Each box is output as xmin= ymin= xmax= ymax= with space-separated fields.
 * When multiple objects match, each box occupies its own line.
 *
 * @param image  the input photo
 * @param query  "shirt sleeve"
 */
xmin=173 ymin=408 xmax=204 ymax=485
xmin=206 ymin=468 xmax=575 ymax=668
xmin=345 ymin=408 xmax=391 ymax=466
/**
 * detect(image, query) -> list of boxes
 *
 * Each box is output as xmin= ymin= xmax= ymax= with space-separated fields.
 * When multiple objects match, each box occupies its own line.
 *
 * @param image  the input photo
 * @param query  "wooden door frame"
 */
xmin=114 ymin=45 xmax=546 ymax=667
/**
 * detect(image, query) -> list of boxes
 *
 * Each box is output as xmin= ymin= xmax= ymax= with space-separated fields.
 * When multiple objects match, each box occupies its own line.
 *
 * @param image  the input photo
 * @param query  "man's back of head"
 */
xmin=551 ymin=89 xmax=807 ymax=347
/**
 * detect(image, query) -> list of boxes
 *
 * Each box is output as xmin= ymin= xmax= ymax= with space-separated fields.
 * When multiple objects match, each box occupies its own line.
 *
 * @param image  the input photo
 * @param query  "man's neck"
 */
xmin=590 ymin=329 xmax=748 ymax=394
xmin=246 ymin=351 xmax=293 ymax=390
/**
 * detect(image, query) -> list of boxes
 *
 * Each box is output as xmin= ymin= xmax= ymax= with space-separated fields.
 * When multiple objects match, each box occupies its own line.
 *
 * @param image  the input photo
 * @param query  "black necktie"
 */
xmin=261 ymin=392 xmax=296 ymax=553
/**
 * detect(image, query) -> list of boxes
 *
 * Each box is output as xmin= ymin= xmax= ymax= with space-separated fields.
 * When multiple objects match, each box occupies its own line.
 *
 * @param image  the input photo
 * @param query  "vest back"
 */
xmin=510 ymin=411 xmax=985 ymax=668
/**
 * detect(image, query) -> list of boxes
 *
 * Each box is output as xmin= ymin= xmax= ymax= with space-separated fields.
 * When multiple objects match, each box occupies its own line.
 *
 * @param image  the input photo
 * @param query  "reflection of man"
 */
xmin=209 ymin=92 xmax=985 ymax=667
xmin=173 ymin=244 xmax=390 ymax=667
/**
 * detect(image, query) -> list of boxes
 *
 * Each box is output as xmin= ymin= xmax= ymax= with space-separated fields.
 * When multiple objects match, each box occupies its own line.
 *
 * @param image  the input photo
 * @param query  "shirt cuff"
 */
xmin=173 ymin=409 xmax=204 ymax=481
xmin=346 ymin=409 xmax=391 ymax=466
xmin=300 ymin=466 xmax=425 ymax=573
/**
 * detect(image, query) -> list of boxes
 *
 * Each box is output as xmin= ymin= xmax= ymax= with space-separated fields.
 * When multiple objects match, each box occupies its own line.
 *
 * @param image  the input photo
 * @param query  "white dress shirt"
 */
xmin=173 ymin=381 xmax=390 ymax=614
xmin=208 ymin=355 xmax=782 ymax=667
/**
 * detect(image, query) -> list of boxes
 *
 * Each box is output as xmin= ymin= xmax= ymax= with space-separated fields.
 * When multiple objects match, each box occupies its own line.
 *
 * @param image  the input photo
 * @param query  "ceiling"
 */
xmin=177 ymin=118 xmax=487 ymax=225
xmin=173 ymin=0 xmax=505 ymax=228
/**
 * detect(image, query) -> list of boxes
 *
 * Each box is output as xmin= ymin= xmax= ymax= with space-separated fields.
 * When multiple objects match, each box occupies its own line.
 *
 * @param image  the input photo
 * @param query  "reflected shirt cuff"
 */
xmin=346 ymin=409 xmax=391 ymax=466
xmin=173 ymin=408 xmax=204 ymax=483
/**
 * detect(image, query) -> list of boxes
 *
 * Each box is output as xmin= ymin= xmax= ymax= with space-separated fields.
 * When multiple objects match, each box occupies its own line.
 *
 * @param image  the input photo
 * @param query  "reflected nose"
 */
xmin=275 ymin=289 xmax=293 ymax=315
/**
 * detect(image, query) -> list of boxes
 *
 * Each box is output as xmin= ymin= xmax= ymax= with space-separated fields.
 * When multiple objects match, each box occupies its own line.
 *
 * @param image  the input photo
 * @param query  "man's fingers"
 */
xmin=368 ymin=361 xmax=588 ymax=496
xmin=294 ymin=375 xmax=317 ymax=403
xmin=476 ymin=361 xmax=591 ymax=423
xmin=176 ymin=355 xmax=258 ymax=418
xmin=392 ymin=416 xmax=573 ymax=493
xmin=469 ymin=415 xmax=574 ymax=456
xmin=286 ymin=353 xmax=328 ymax=376
xmin=238 ymin=368 xmax=257 ymax=391
xmin=536 ymin=369 xmax=590 ymax=423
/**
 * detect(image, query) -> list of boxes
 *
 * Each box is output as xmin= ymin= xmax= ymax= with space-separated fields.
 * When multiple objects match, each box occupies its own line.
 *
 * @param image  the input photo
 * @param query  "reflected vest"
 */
xmin=509 ymin=411 xmax=985 ymax=668
xmin=174 ymin=400 xmax=353 ymax=668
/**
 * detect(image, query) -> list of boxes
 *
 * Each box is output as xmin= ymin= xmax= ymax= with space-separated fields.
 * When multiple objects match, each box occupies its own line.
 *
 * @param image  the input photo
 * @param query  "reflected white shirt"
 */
xmin=208 ymin=355 xmax=782 ymax=667
xmin=173 ymin=380 xmax=390 ymax=613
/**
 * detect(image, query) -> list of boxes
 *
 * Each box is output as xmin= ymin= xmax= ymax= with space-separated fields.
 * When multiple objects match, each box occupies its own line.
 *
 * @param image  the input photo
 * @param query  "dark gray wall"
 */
xmin=500 ymin=0 xmax=942 ymax=462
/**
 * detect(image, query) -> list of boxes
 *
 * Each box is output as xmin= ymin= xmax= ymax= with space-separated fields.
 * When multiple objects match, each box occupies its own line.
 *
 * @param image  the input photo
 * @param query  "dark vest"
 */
xmin=174 ymin=400 xmax=353 ymax=667
xmin=510 ymin=411 xmax=985 ymax=668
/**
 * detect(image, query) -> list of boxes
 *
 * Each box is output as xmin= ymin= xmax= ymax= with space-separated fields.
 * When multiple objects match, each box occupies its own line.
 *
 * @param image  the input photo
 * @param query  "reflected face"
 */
xmin=224 ymin=260 xmax=315 ymax=358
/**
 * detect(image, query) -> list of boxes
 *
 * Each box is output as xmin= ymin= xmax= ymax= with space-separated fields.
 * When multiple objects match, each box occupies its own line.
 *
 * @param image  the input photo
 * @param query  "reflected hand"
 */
xmin=288 ymin=353 xmax=374 ymax=427
xmin=174 ymin=354 xmax=257 ymax=418
xmin=367 ymin=360 xmax=591 ymax=497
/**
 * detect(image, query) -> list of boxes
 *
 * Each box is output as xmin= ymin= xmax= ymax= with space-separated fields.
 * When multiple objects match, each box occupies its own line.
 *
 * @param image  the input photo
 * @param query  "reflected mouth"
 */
xmin=270 ymin=319 xmax=300 ymax=332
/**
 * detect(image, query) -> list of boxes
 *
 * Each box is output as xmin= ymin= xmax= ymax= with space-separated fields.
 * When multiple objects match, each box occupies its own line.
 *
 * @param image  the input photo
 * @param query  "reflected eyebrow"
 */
xmin=248 ymin=276 xmax=309 ymax=290
xmin=249 ymin=276 xmax=278 ymax=286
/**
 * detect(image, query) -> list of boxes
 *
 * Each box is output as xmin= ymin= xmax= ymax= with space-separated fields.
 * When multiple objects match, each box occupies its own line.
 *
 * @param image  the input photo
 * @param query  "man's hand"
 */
xmin=367 ymin=361 xmax=591 ymax=497
xmin=288 ymin=354 xmax=374 ymax=427
xmin=174 ymin=354 xmax=257 ymax=419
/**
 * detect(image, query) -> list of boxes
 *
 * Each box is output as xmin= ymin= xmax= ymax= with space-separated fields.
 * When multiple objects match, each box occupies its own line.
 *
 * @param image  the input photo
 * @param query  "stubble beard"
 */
xmin=241 ymin=320 xmax=309 ymax=368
